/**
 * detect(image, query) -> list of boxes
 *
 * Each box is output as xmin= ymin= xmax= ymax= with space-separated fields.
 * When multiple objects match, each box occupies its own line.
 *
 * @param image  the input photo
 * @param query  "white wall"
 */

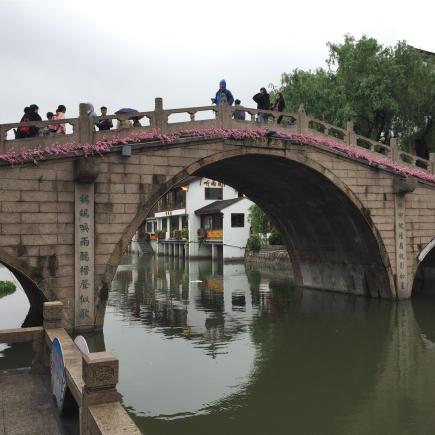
xmin=145 ymin=178 xmax=249 ymax=259
xmin=186 ymin=178 xmax=239 ymax=257
xmin=222 ymin=198 xmax=253 ymax=259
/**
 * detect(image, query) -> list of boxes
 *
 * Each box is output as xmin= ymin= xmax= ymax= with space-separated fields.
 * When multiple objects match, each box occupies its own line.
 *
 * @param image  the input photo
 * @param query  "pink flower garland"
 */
xmin=0 ymin=128 xmax=433 ymax=184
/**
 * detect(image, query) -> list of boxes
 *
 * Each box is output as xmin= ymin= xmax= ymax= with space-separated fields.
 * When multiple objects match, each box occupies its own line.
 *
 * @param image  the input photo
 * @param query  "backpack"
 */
xmin=18 ymin=116 xmax=30 ymax=135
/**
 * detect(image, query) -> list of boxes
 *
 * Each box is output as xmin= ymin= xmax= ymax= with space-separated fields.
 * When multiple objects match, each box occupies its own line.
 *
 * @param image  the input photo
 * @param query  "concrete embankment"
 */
xmin=245 ymin=245 xmax=291 ymax=268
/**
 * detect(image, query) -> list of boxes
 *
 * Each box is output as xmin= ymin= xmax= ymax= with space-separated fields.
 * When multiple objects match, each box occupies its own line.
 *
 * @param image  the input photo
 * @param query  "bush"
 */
xmin=247 ymin=234 xmax=261 ymax=252
xmin=0 ymin=280 xmax=16 ymax=298
xmin=156 ymin=230 xmax=166 ymax=240
xmin=268 ymin=228 xmax=283 ymax=245
xmin=172 ymin=229 xmax=181 ymax=239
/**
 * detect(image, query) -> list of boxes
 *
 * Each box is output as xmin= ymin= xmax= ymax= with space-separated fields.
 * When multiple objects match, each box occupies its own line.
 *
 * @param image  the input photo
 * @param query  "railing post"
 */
xmin=297 ymin=104 xmax=308 ymax=134
xmin=390 ymin=137 xmax=399 ymax=162
xmin=43 ymin=301 xmax=64 ymax=329
xmin=31 ymin=329 xmax=45 ymax=374
xmin=0 ymin=125 xmax=5 ymax=154
xmin=78 ymin=103 xmax=94 ymax=145
xmin=218 ymin=94 xmax=232 ymax=129
xmin=153 ymin=97 xmax=167 ymax=134
xmin=80 ymin=352 xmax=119 ymax=434
xmin=430 ymin=153 xmax=435 ymax=174
xmin=346 ymin=120 xmax=357 ymax=146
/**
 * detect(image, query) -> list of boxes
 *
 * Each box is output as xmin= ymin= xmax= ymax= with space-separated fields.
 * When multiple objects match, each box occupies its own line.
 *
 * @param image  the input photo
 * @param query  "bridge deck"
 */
xmin=0 ymin=369 xmax=75 ymax=435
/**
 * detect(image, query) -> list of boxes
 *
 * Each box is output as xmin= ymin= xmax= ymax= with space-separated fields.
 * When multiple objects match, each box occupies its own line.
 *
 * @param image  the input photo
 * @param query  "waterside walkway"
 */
xmin=0 ymin=369 xmax=71 ymax=435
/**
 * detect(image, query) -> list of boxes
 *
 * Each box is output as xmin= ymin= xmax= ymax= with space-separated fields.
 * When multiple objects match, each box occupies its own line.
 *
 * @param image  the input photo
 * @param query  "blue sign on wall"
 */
xmin=50 ymin=338 xmax=66 ymax=412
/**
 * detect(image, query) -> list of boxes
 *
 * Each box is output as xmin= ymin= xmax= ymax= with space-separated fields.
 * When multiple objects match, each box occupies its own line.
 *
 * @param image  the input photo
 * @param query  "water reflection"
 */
xmin=102 ymin=255 xmax=435 ymax=434
xmin=0 ymin=265 xmax=32 ymax=369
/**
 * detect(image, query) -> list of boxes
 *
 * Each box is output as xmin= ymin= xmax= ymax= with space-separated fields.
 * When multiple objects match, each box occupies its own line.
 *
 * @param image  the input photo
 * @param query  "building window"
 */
xmin=231 ymin=213 xmax=244 ymax=228
xmin=205 ymin=188 xmax=223 ymax=200
xmin=201 ymin=214 xmax=223 ymax=230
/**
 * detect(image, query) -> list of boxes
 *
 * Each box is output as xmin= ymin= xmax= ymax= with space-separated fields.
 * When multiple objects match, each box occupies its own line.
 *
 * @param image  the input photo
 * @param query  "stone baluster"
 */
xmin=429 ymin=153 xmax=435 ymax=175
xmin=0 ymin=126 xmax=5 ymax=154
xmin=153 ymin=97 xmax=167 ymax=134
xmin=297 ymin=104 xmax=308 ymax=134
xmin=78 ymin=103 xmax=94 ymax=145
xmin=346 ymin=121 xmax=357 ymax=146
xmin=390 ymin=137 xmax=399 ymax=162
xmin=43 ymin=301 xmax=64 ymax=329
xmin=218 ymin=94 xmax=231 ymax=129
xmin=31 ymin=329 xmax=45 ymax=374
xmin=80 ymin=352 xmax=119 ymax=434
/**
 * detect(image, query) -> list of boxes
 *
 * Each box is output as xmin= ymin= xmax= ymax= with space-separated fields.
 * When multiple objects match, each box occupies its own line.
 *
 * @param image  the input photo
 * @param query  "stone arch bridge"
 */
xmin=1 ymin=99 xmax=435 ymax=331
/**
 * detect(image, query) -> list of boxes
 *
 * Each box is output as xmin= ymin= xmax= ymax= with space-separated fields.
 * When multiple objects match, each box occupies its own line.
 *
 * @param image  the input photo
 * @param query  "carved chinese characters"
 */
xmin=395 ymin=194 xmax=407 ymax=297
xmin=75 ymin=184 xmax=94 ymax=328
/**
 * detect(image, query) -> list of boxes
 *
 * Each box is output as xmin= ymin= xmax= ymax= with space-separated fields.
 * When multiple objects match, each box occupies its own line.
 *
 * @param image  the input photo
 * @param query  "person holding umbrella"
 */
xmin=115 ymin=108 xmax=139 ymax=129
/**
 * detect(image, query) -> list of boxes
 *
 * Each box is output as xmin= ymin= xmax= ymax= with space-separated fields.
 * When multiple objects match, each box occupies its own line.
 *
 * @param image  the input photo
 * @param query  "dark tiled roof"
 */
xmin=172 ymin=176 xmax=199 ymax=189
xmin=195 ymin=198 xmax=243 ymax=215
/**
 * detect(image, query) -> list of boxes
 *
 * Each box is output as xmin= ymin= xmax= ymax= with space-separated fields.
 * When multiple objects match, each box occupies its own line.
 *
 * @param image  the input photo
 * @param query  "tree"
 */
xmin=247 ymin=204 xmax=269 ymax=236
xmin=276 ymin=35 xmax=435 ymax=150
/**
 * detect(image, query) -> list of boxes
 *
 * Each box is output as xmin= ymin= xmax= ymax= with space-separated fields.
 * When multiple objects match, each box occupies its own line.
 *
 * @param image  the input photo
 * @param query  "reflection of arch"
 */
xmin=98 ymin=145 xmax=395 ymax=324
xmin=412 ymin=238 xmax=435 ymax=296
xmin=0 ymin=248 xmax=47 ymax=326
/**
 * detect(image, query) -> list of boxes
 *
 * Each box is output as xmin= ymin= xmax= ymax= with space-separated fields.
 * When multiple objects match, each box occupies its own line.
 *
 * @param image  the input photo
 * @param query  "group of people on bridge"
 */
xmin=212 ymin=79 xmax=289 ymax=124
xmin=15 ymin=104 xmax=66 ymax=138
xmin=13 ymin=79 xmax=290 ymax=139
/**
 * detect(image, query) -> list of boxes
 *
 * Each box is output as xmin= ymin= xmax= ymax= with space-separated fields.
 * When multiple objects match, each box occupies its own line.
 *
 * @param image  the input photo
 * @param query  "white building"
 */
xmin=142 ymin=177 xmax=253 ymax=260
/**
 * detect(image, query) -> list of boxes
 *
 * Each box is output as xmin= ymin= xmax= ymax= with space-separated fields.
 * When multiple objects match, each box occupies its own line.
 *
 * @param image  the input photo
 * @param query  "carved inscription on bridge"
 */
xmin=75 ymin=184 xmax=95 ymax=328
xmin=395 ymin=194 xmax=408 ymax=297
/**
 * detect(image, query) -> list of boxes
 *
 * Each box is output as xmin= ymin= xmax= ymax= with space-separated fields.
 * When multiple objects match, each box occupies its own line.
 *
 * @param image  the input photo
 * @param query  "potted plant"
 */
xmin=172 ymin=229 xmax=181 ymax=240
xmin=181 ymin=227 xmax=189 ymax=240
xmin=156 ymin=230 xmax=166 ymax=240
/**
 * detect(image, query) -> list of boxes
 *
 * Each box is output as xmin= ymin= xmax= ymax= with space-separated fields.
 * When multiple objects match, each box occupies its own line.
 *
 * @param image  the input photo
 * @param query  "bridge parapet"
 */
xmin=1 ymin=98 xmax=432 ymax=174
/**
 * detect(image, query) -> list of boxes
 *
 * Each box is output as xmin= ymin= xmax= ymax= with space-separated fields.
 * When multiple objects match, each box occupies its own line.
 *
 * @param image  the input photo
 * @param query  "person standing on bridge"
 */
xmin=211 ymin=79 xmax=234 ymax=106
xmin=96 ymin=106 xmax=113 ymax=131
xmin=233 ymin=99 xmax=246 ymax=120
xmin=55 ymin=105 xmax=66 ymax=135
xmin=28 ymin=104 xmax=42 ymax=137
xmin=15 ymin=106 xmax=31 ymax=139
xmin=253 ymin=87 xmax=270 ymax=124
xmin=272 ymin=92 xmax=286 ymax=124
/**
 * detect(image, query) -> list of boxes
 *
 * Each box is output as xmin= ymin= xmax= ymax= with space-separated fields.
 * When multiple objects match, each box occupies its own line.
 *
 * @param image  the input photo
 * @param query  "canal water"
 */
xmin=2 ymin=255 xmax=435 ymax=434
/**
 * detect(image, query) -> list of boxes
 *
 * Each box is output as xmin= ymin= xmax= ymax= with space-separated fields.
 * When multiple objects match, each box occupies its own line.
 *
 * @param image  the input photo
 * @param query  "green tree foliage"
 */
xmin=0 ymin=280 xmax=16 ymax=298
xmin=268 ymin=228 xmax=283 ymax=245
xmin=276 ymin=35 xmax=435 ymax=150
xmin=248 ymin=204 xmax=269 ymax=235
xmin=246 ymin=234 xmax=261 ymax=252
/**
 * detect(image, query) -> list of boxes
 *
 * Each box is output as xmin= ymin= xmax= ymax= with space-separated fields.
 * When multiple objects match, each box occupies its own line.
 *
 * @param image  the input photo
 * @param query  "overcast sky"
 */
xmin=1 ymin=0 xmax=434 ymax=123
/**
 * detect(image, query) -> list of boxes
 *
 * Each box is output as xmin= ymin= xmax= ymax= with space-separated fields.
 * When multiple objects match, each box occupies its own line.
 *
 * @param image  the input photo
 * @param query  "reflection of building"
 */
xmin=143 ymin=177 xmax=253 ymax=260
xmin=110 ymin=256 xmax=265 ymax=355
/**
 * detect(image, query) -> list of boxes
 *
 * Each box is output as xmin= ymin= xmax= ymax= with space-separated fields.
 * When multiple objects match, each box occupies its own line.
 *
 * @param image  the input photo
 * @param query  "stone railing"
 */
xmin=1 ymin=97 xmax=432 ymax=174
xmin=0 ymin=301 xmax=140 ymax=434
xmin=42 ymin=301 xmax=141 ymax=434
xmin=0 ymin=325 xmax=45 ymax=373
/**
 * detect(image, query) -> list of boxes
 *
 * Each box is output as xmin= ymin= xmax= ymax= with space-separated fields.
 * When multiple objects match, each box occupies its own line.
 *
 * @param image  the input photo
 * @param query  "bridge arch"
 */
xmin=97 ymin=145 xmax=395 ymax=324
xmin=0 ymin=248 xmax=48 ymax=326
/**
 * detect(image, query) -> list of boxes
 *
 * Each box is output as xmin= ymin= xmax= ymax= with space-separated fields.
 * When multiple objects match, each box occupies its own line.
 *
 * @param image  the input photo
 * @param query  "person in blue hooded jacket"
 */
xmin=211 ymin=79 xmax=234 ymax=106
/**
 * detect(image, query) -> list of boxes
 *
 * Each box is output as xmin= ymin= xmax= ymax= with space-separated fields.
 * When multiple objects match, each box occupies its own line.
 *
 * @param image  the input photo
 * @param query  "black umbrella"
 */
xmin=115 ymin=108 xmax=143 ymax=120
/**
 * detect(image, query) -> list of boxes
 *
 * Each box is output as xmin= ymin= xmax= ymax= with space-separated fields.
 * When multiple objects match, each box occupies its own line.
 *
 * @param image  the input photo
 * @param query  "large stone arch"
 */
xmin=97 ymin=146 xmax=395 ymax=325
xmin=0 ymin=248 xmax=48 ymax=326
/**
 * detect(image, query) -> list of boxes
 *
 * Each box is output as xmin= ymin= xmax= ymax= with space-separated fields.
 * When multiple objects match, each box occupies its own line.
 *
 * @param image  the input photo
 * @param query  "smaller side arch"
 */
xmin=0 ymin=248 xmax=48 ymax=326
xmin=412 ymin=237 xmax=435 ymax=296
